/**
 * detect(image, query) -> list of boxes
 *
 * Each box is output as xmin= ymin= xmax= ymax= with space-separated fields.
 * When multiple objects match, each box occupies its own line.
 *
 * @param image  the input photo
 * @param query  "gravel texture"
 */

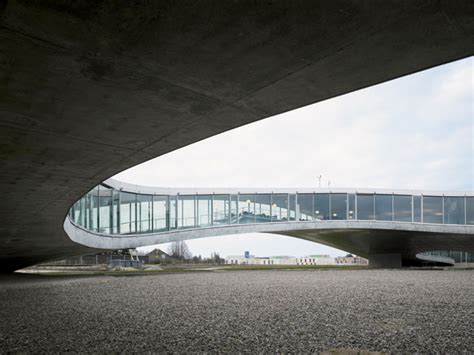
xmin=0 ymin=270 xmax=473 ymax=353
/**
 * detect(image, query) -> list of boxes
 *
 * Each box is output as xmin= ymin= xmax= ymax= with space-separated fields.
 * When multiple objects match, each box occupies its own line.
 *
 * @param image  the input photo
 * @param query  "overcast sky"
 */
xmin=115 ymin=57 xmax=473 ymax=258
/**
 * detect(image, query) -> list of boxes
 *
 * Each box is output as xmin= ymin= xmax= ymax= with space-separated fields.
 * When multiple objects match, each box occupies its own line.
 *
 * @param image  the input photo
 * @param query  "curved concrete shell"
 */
xmin=1 ymin=1 xmax=473 ymax=271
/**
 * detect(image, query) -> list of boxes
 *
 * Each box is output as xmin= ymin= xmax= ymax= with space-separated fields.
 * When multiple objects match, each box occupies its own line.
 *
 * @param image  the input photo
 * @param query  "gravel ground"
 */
xmin=0 ymin=270 xmax=472 ymax=353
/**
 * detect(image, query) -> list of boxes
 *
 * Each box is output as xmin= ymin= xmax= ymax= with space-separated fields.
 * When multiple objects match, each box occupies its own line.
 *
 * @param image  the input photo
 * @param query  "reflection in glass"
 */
xmin=289 ymin=194 xmax=296 ymax=221
xmin=297 ymin=194 xmax=313 ymax=221
xmin=330 ymin=194 xmax=347 ymax=220
xmin=315 ymin=193 xmax=330 ymax=220
xmin=111 ymin=190 xmax=120 ymax=234
xmin=178 ymin=195 xmax=195 ymax=229
xmin=137 ymin=194 xmax=152 ymax=233
xmin=120 ymin=191 xmax=136 ymax=234
xmin=213 ymin=195 xmax=230 ymax=225
xmin=393 ymin=195 xmax=411 ymax=222
xmin=272 ymin=194 xmax=289 ymax=222
xmin=444 ymin=197 xmax=465 ymax=225
xmin=413 ymin=196 xmax=421 ymax=222
xmin=467 ymin=197 xmax=474 ymax=225
xmin=196 ymin=195 xmax=211 ymax=227
xmin=153 ymin=196 xmax=168 ymax=232
xmin=255 ymin=194 xmax=271 ymax=223
xmin=230 ymin=195 xmax=238 ymax=224
xmin=348 ymin=194 xmax=355 ymax=220
xmin=357 ymin=194 xmax=374 ymax=220
xmin=98 ymin=185 xmax=112 ymax=233
xmin=375 ymin=194 xmax=392 ymax=221
xmin=423 ymin=196 xmax=442 ymax=224
xmin=239 ymin=194 xmax=255 ymax=224
xmin=169 ymin=196 xmax=177 ymax=230
xmin=88 ymin=186 xmax=99 ymax=232
xmin=70 ymin=184 xmax=469 ymax=236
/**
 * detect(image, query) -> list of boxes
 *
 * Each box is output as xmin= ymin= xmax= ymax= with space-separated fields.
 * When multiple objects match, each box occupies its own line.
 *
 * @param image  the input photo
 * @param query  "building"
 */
xmin=225 ymin=254 xmax=364 ymax=266
xmin=335 ymin=255 xmax=369 ymax=265
xmin=139 ymin=249 xmax=170 ymax=264
xmin=295 ymin=255 xmax=336 ymax=266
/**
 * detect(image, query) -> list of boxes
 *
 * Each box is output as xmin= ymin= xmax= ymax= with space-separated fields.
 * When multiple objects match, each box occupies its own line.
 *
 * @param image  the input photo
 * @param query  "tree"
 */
xmin=210 ymin=252 xmax=224 ymax=264
xmin=167 ymin=241 xmax=192 ymax=261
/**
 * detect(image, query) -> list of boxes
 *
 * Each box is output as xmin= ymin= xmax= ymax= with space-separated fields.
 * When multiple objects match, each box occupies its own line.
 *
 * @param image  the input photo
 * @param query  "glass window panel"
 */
xmin=255 ymin=194 xmax=271 ymax=223
xmin=357 ymin=194 xmax=374 ymax=220
xmin=197 ymin=195 xmax=212 ymax=227
xmin=152 ymin=196 xmax=168 ymax=232
xmin=413 ymin=196 xmax=421 ymax=222
xmin=297 ymin=194 xmax=313 ymax=221
xmin=375 ymin=194 xmax=392 ymax=221
xmin=330 ymin=193 xmax=347 ymax=220
xmin=239 ymin=194 xmax=256 ymax=224
xmin=467 ymin=197 xmax=474 ymax=225
xmin=169 ymin=196 xmax=177 ymax=230
xmin=423 ymin=196 xmax=443 ymax=224
xmin=348 ymin=194 xmax=355 ymax=220
xmin=83 ymin=195 xmax=89 ymax=229
xmin=314 ymin=193 xmax=330 ymax=220
xmin=98 ymin=185 xmax=112 ymax=234
xmin=112 ymin=190 xmax=120 ymax=234
xmin=289 ymin=194 xmax=296 ymax=221
xmin=73 ymin=199 xmax=83 ymax=226
xmin=444 ymin=197 xmax=465 ymax=225
xmin=120 ymin=192 xmax=136 ymax=234
xmin=393 ymin=195 xmax=412 ymax=222
xmin=213 ymin=195 xmax=230 ymax=226
xmin=88 ymin=186 xmax=99 ymax=232
xmin=230 ymin=195 xmax=238 ymax=224
xmin=178 ymin=195 xmax=195 ymax=229
xmin=137 ymin=194 xmax=152 ymax=233
xmin=272 ymin=194 xmax=288 ymax=222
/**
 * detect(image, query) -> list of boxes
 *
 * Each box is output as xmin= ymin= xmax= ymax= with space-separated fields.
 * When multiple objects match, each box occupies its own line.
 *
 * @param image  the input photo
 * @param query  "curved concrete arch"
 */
xmin=64 ymin=179 xmax=474 ymax=267
xmin=2 ymin=2 xmax=473 ymax=271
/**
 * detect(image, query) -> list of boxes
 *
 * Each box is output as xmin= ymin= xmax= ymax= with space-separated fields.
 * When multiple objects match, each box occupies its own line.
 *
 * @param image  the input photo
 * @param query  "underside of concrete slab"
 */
xmin=1 ymin=1 xmax=473 ymax=271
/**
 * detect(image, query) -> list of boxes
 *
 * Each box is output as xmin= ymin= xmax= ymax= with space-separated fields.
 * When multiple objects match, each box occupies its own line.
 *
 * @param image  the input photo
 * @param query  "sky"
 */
xmin=115 ymin=57 xmax=473 ymax=258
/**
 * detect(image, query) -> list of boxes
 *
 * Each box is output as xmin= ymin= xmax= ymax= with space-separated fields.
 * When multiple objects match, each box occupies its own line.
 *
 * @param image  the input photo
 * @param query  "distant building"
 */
xmin=225 ymin=253 xmax=366 ymax=266
xmin=335 ymin=255 xmax=368 ymax=265
xmin=295 ymin=255 xmax=335 ymax=265
xmin=139 ymin=248 xmax=170 ymax=264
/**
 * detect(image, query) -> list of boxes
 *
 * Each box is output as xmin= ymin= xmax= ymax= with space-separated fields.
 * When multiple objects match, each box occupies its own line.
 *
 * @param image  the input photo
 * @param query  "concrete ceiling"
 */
xmin=1 ymin=0 xmax=473 ymax=271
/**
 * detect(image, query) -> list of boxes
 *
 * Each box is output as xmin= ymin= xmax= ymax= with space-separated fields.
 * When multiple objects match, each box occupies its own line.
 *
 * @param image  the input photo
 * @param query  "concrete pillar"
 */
xmin=369 ymin=253 xmax=402 ymax=268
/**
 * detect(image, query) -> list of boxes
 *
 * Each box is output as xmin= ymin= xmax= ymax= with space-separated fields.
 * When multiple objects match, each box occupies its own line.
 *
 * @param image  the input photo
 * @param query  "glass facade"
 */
xmin=444 ymin=197 xmax=465 ymax=225
xmin=197 ymin=195 xmax=212 ymax=227
xmin=178 ymin=195 xmax=195 ymax=229
xmin=153 ymin=196 xmax=168 ymax=232
xmin=423 ymin=196 xmax=443 ymax=224
xmin=467 ymin=197 xmax=474 ymax=225
xmin=413 ymin=195 xmax=421 ymax=222
xmin=213 ymin=195 xmax=230 ymax=226
xmin=297 ymin=194 xmax=313 ymax=221
xmin=255 ymin=194 xmax=272 ymax=223
xmin=69 ymin=184 xmax=473 ymax=237
xmin=272 ymin=194 xmax=289 ymax=222
xmin=330 ymin=194 xmax=346 ymax=220
xmin=393 ymin=195 xmax=411 ymax=222
xmin=239 ymin=194 xmax=255 ymax=224
xmin=314 ymin=193 xmax=330 ymax=220
xmin=357 ymin=194 xmax=374 ymax=220
xmin=375 ymin=194 xmax=392 ymax=221
xmin=348 ymin=194 xmax=355 ymax=220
